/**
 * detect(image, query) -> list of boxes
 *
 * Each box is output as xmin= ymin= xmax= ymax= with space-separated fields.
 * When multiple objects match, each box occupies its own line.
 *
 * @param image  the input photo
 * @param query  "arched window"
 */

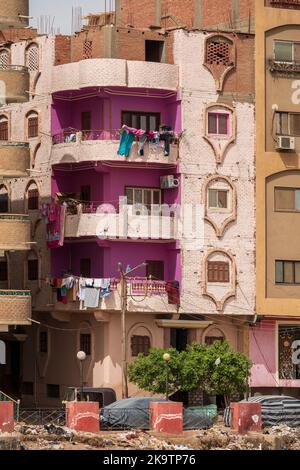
xmin=0 ymin=340 xmax=6 ymax=365
xmin=204 ymin=328 xmax=225 ymax=345
xmin=0 ymin=49 xmax=10 ymax=69
xmin=26 ymin=181 xmax=39 ymax=211
xmin=25 ymin=43 xmax=39 ymax=72
xmin=0 ymin=184 xmax=9 ymax=213
xmin=131 ymin=335 xmax=151 ymax=357
xmin=27 ymin=111 xmax=39 ymax=138
xmin=27 ymin=251 xmax=39 ymax=281
xmin=0 ymin=115 xmax=8 ymax=141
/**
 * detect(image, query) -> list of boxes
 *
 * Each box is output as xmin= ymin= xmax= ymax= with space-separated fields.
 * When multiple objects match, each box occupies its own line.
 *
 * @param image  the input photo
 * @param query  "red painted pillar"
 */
xmin=230 ymin=402 xmax=262 ymax=434
xmin=150 ymin=402 xmax=183 ymax=435
xmin=66 ymin=402 xmax=100 ymax=433
xmin=0 ymin=402 xmax=14 ymax=433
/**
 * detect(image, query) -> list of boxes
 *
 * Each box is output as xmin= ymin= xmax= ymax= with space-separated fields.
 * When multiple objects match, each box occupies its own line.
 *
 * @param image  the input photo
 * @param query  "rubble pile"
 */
xmin=5 ymin=423 xmax=300 ymax=450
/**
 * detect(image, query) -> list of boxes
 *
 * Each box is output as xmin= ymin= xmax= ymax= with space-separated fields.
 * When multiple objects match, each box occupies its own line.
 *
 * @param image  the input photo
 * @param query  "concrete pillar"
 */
xmin=230 ymin=402 xmax=262 ymax=434
xmin=66 ymin=402 xmax=100 ymax=433
xmin=0 ymin=401 xmax=14 ymax=433
xmin=155 ymin=0 xmax=162 ymax=27
xmin=150 ymin=402 xmax=183 ymax=435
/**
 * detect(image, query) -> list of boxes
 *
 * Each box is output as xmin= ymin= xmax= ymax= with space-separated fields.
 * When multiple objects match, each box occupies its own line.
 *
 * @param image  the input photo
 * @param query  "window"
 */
xmin=206 ymin=37 xmax=232 ymax=66
xmin=28 ymin=115 xmax=38 ymax=138
xmin=121 ymin=111 xmax=160 ymax=132
xmin=26 ymin=43 xmax=39 ymax=71
xmin=83 ymin=41 xmax=93 ymax=59
xmin=22 ymin=382 xmax=34 ymax=396
xmin=47 ymin=384 xmax=60 ymax=399
xmin=28 ymin=188 xmax=39 ymax=210
xmin=207 ymin=261 xmax=230 ymax=283
xmin=208 ymin=189 xmax=228 ymax=209
xmin=125 ymin=187 xmax=161 ymax=211
xmin=28 ymin=259 xmax=38 ymax=281
xmin=80 ymin=258 xmax=91 ymax=277
xmin=0 ymin=259 xmax=7 ymax=282
xmin=131 ymin=335 xmax=151 ymax=357
xmin=80 ymin=333 xmax=91 ymax=356
xmin=40 ymin=331 xmax=48 ymax=353
xmin=205 ymin=335 xmax=225 ymax=345
xmin=208 ymin=113 xmax=229 ymax=135
xmin=275 ymin=187 xmax=300 ymax=211
xmin=279 ymin=325 xmax=300 ymax=380
xmin=276 ymin=112 xmax=300 ymax=136
xmin=275 ymin=260 xmax=300 ymax=284
xmin=145 ymin=40 xmax=164 ymax=63
xmin=146 ymin=261 xmax=164 ymax=281
xmin=0 ymin=117 xmax=8 ymax=141
xmin=274 ymin=40 xmax=300 ymax=63
xmin=0 ymin=49 xmax=9 ymax=69
xmin=0 ymin=185 xmax=9 ymax=213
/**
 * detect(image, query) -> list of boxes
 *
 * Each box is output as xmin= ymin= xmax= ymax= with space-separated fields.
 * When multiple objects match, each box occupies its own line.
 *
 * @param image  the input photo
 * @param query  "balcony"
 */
xmin=0 ymin=66 xmax=29 ymax=103
xmin=48 ymin=279 xmax=178 ymax=316
xmin=269 ymin=59 xmax=300 ymax=75
xmin=0 ymin=214 xmax=31 ymax=251
xmin=265 ymin=0 xmax=300 ymax=8
xmin=0 ymin=142 xmax=30 ymax=177
xmin=52 ymin=59 xmax=179 ymax=94
xmin=64 ymin=206 xmax=178 ymax=241
xmin=0 ymin=0 xmax=29 ymax=29
xmin=0 ymin=290 xmax=31 ymax=326
xmin=51 ymin=130 xmax=178 ymax=166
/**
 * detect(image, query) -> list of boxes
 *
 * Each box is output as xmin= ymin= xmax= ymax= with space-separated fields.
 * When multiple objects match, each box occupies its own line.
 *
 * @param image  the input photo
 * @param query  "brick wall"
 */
xmin=54 ymin=35 xmax=71 ymax=66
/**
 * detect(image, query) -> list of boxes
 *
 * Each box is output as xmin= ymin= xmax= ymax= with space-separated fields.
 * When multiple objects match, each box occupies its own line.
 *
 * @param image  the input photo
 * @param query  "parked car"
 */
xmin=224 ymin=395 xmax=300 ymax=428
xmin=100 ymin=397 xmax=213 ymax=430
xmin=64 ymin=387 xmax=116 ymax=408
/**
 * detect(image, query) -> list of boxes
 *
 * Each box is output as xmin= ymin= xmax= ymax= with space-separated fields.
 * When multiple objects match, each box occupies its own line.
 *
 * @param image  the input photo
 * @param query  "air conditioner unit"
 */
xmin=160 ymin=175 xmax=179 ymax=189
xmin=276 ymin=136 xmax=295 ymax=151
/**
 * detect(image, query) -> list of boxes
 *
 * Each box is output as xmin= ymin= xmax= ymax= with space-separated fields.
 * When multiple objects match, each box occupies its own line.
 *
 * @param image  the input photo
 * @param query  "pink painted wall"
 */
xmin=51 ymin=89 xmax=181 ymax=135
xmin=52 ymin=241 xmax=180 ymax=281
xmin=249 ymin=318 xmax=300 ymax=389
xmin=52 ymin=165 xmax=180 ymax=208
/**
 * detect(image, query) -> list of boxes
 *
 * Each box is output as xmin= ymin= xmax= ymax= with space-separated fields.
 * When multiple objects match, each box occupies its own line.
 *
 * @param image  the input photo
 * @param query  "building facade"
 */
xmin=250 ymin=0 xmax=300 ymax=397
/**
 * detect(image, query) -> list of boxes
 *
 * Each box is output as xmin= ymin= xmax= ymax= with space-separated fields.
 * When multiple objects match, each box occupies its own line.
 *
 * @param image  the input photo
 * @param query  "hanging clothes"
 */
xmin=117 ymin=130 xmax=136 ymax=157
xmin=84 ymin=287 xmax=100 ymax=309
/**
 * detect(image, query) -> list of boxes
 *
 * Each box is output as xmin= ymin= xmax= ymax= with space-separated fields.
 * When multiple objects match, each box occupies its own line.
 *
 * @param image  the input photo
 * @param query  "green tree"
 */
xmin=128 ymin=341 xmax=252 ymax=406
xmin=189 ymin=341 xmax=252 ymax=407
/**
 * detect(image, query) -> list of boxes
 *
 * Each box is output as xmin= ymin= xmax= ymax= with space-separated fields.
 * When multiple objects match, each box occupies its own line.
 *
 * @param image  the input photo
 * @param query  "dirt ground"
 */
xmin=11 ymin=421 xmax=300 ymax=451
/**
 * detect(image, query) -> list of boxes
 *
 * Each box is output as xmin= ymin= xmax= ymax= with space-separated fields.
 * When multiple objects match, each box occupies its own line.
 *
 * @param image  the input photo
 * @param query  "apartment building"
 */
xmin=0 ymin=0 xmax=261 ymax=407
xmin=250 ymin=0 xmax=300 ymax=397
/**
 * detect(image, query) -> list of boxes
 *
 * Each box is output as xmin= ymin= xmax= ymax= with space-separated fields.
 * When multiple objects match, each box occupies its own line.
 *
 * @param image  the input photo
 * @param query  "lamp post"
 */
xmin=77 ymin=351 xmax=86 ymax=402
xmin=163 ymin=353 xmax=171 ymax=401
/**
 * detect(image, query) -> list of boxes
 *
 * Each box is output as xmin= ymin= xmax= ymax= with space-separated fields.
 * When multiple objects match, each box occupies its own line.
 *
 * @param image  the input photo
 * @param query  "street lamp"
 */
xmin=163 ymin=353 xmax=171 ymax=402
xmin=77 ymin=351 xmax=86 ymax=402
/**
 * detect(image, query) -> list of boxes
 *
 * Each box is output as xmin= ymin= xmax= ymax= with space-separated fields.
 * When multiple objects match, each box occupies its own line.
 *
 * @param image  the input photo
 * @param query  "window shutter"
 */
xmin=0 ymin=120 xmax=8 ymax=141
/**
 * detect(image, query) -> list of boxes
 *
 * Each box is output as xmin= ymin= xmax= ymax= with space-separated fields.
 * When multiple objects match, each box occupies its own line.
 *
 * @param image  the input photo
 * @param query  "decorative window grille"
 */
xmin=26 ymin=44 xmax=39 ymax=71
xmin=83 ymin=41 xmax=93 ymax=59
xmin=0 ymin=49 xmax=9 ymax=69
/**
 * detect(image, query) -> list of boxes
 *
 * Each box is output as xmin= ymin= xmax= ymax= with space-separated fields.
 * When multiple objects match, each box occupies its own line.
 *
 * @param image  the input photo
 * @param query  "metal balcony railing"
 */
xmin=266 ymin=0 xmax=300 ymax=8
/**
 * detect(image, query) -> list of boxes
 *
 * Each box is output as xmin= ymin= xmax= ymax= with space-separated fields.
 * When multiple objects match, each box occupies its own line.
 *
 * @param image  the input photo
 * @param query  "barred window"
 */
xmin=0 ymin=117 xmax=8 ymax=141
xmin=206 ymin=37 xmax=232 ymax=66
xmin=207 ymin=261 xmax=230 ymax=283
xmin=80 ymin=333 xmax=91 ymax=356
xmin=28 ymin=115 xmax=38 ymax=138
xmin=0 ymin=49 xmax=9 ymax=69
xmin=28 ymin=188 xmax=39 ymax=210
xmin=131 ymin=335 xmax=151 ymax=357
xmin=26 ymin=43 xmax=39 ymax=71
xmin=40 ymin=331 xmax=48 ymax=353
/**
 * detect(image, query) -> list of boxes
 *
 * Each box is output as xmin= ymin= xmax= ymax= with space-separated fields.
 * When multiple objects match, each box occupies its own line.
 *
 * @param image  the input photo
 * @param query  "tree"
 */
xmin=128 ymin=341 xmax=252 ymax=406
xmin=187 ymin=341 xmax=252 ymax=407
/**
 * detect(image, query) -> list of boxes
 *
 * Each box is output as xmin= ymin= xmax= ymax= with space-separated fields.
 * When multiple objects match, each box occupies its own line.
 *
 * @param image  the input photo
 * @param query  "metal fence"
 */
xmin=19 ymin=409 xmax=66 ymax=426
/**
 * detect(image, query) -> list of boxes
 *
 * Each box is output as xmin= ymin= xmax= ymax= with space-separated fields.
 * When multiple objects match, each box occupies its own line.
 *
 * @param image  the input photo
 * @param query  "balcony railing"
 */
xmin=0 ymin=65 xmax=29 ymax=73
xmin=266 ymin=0 xmax=300 ymax=8
xmin=269 ymin=59 xmax=300 ymax=75
xmin=0 ymin=290 xmax=31 ymax=326
xmin=52 ymin=129 xmax=120 ymax=145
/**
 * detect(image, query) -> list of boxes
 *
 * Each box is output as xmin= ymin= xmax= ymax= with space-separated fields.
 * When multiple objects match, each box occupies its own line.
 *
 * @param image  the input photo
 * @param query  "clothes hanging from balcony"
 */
xmin=165 ymin=280 xmax=180 ymax=305
xmin=137 ymin=134 xmax=148 ymax=156
xmin=84 ymin=287 xmax=100 ymax=309
xmin=45 ymin=202 xmax=67 ymax=248
xmin=117 ymin=130 xmax=136 ymax=157
xmin=159 ymin=126 xmax=174 ymax=157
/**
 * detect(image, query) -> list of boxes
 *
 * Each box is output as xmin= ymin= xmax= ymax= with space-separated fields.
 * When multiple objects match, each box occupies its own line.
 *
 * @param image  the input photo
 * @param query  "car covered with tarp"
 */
xmin=224 ymin=395 xmax=300 ymax=428
xmin=100 ymin=397 xmax=213 ymax=430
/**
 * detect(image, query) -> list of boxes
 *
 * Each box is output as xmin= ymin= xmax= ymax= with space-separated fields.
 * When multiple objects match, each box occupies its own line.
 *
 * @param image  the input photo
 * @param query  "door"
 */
xmin=146 ymin=261 xmax=164 ymax=280
xmin=81 ymin=111 xmax=91 ymax=131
